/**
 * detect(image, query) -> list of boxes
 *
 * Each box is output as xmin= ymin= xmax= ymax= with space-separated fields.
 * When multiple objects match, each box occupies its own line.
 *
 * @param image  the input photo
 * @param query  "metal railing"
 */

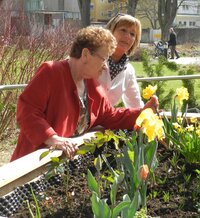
xmin=0 ymin=74 xmax=200 ymax=91
xmin=137 ymin=74 xmax=200 ymax=82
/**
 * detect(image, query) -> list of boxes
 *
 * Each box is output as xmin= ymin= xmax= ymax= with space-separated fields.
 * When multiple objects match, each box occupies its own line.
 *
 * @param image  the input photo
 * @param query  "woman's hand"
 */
xmin=45 ymin=135 xmax=79 ymax=160
xmin=143 ymin=95 xmax=159 ymax=114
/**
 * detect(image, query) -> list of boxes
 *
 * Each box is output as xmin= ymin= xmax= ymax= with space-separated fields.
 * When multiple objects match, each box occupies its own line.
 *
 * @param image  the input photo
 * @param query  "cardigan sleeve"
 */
xmin=88 ymin=81 xmax=141 ymax=130
xmin=99 ymin=104 xmax=141 ymax=130
xmin=16 ymin=62 xmax=57 ymax=146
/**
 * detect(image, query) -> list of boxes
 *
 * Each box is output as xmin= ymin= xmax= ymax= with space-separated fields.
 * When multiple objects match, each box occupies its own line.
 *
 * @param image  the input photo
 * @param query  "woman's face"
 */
xmin=83 ymin=46 xmax=110 ymax=79
xmin=112 ymin=24 xmax=136 ymax=55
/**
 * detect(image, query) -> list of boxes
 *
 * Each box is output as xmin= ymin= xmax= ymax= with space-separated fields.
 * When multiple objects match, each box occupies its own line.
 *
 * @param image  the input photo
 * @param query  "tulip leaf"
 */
xmin=91 ymin=192 xmax=111 ymax=218
xmin=112 ymin=200 xmax=130 ymax=218
xmin=87 ymin=169 xmax=100 ymax=197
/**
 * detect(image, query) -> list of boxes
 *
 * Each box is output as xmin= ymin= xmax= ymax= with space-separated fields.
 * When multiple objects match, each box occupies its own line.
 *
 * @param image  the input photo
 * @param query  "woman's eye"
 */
xmin=130 ymin=32 xmax=135 ymax=37
xmin=120 ymin=28 xmax=126 ymax=33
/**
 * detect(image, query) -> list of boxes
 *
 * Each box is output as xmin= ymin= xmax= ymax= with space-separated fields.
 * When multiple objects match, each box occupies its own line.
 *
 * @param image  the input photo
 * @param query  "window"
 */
xmin=184 ymin=21 xmax=186 ymax=26
xmin=44 ymin=14 xmax=52 ymax=25
xmin=189 ymin=21 xmax=196 ymax=27
xmin=182 ymin=5 xmax=189 ymax=11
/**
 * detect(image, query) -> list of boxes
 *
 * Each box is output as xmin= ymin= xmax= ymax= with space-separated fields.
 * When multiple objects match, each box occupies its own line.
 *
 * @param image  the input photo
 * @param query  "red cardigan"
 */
xmin=11 ymin=60 xmax=141 ymax=161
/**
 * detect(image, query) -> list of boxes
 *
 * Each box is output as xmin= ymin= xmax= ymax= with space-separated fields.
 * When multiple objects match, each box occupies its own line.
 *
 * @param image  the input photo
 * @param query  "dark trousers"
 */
xmin=169 ymin=45 xmax=179 ymax=59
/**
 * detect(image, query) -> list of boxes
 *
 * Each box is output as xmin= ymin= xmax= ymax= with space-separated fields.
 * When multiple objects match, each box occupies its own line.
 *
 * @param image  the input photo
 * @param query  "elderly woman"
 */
xmin=98 ymin=13 xmax=144 ymax=108
xmin=11 ymin=26 xmax=158 ymax=161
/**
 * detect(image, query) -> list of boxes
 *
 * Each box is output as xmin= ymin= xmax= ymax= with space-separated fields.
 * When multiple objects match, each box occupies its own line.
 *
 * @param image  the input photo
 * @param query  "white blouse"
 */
xmin=98 ymin=63 xmax=144 ymax=108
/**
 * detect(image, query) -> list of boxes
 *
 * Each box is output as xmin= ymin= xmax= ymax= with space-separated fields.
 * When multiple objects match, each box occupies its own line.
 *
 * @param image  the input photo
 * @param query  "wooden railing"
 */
xmin=0 ymin=131 xmax=97 ymax=197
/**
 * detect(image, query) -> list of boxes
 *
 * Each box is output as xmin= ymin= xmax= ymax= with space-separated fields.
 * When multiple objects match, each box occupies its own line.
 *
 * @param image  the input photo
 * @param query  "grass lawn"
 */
xmin=132 ymin=61 xmax=200 ymax=107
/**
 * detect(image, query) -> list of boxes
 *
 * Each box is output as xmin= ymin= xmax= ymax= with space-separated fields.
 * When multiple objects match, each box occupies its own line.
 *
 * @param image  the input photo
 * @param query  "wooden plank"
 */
xmin=0 ymin=164 xmax=48 ymax=197
xmin=0 ymin=131 xmax=97 ymax=197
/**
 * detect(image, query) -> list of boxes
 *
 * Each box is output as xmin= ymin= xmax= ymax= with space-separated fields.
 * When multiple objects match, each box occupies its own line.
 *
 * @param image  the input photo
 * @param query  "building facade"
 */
xmin=176 ymin=0 xmax=200 ymax=28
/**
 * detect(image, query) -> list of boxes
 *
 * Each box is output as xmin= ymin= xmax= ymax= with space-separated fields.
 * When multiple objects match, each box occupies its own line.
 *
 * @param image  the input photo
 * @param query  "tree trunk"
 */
xmin=158 ymin=0 xmax=178 ymax=41
xmin=78 ymin=0 xmax=90 ymax=27
xmin=127 ymin=0 xmax=139 ymax=16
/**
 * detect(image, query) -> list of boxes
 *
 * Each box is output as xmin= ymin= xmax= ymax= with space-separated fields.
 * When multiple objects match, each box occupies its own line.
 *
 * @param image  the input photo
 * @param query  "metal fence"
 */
xmin=0 ymin=74 xmax=200 ymax=91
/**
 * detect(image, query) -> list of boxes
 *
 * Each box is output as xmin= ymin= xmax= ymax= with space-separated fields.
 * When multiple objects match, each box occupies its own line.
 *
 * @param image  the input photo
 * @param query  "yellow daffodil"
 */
xmin=177 ymin=127 xmax=184 ymax=133
xmin=177 ymin=117 xmax=183 ymax=123
xmin=196 ymin=129 xmax=200 ymax=137
xmin=176 ymin=87 xmax=189 ymax=105
xmin=136 ymin=108 xmax=165 ymax=142
xmin=172 ymin=122 xmax=181 ymax=129
xmin=142 ymin=85 xmax=157 ymax=100
xmin=186 ymin=125 xmax=194 ymax=132
xmin=190 ymin=117 xmax=197 ymax=124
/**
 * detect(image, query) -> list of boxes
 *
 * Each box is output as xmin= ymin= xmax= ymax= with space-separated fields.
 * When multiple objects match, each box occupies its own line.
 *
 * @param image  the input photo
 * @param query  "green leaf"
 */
xmin=50 ymin=157 xmax=60 ymax=163
xmin=91 ymin=192 xmax=101 ymax=217
xmin=76 ymin=143 xmax=96 ymax=155
xmin=127 ymin=150 xmax=134 ymax=163
xmin=91 ymin=192 xmax=111 ymax=218
xmin=39 ymin=150 xmax=50 ymax=160
xmin=87 ymin=169 xmax=100 ymax=197
xmin=144 ymin=140 xmax=158 ymax=167
xmin=111 ymin=172 xmax=125 ymax=204
xmin=112 ymin=200 xmax=130 ymax=218
xmin=94 ymin=156 xmax=102 ymax=172
xmin=120 ymin=194 xmax=131 ymax=218
xmin=123 ymin=190 xmax=140 ymax=218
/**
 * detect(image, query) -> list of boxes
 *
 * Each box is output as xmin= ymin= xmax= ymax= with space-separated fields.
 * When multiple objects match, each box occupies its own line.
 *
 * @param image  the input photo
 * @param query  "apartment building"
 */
xmin=25 ymin=0 xmax=80 ymax=30
xmin=176 ymin=0 xmax=200 ymax=28
xmin=0 ymin=0 xmax=81 ymax=36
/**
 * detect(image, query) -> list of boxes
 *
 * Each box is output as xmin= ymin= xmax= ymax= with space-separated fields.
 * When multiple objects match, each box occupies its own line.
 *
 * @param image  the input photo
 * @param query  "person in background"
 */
xmin=11 ymin=26 xmax=158 ymax=161
xmin=98 ymin=13 xmax=144 ymax=108
xmin=168 ymin=27 xmax=180 ymax=59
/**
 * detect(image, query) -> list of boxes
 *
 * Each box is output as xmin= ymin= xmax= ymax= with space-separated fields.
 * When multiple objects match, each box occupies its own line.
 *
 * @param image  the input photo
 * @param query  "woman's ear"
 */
xmin=81 ymin=48 xmax=90 ymax=64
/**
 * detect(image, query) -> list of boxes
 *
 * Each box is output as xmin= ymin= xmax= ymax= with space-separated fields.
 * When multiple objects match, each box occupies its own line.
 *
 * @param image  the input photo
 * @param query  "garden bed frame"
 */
xmin=0 ymin=131 xmax=97 ymax=197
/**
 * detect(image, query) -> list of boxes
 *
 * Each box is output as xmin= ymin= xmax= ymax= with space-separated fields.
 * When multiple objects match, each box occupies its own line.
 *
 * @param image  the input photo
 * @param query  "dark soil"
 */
xmin=10 ymin=141 xmax=200 ymax=218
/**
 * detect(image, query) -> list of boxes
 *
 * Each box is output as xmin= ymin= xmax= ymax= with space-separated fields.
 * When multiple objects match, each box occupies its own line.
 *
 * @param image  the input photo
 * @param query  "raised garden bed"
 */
xmin=0 ymin=130 xmax=199 ymax=218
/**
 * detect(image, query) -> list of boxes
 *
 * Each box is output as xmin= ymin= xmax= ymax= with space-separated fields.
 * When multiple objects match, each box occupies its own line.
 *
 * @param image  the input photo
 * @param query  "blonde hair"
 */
xmin=70 ymin=26 xmax=117 ymax=58
xmin=106 ymin=13 xmax=141 ymax=56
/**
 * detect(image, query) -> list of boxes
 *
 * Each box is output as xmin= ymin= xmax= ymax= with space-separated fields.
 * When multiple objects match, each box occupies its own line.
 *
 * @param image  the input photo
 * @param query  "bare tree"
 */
xmin=158 ymin=0 xmax=185 ymax=41
xmin=137 ymin=0 xmax=159 ymax=29
xmin=107 ymin=0 xmax=126 ymax=15
xmin=109 ymin=0 xmax=139 ymax=16
xmin=77 ymin=0 xmax=91 ymax=27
